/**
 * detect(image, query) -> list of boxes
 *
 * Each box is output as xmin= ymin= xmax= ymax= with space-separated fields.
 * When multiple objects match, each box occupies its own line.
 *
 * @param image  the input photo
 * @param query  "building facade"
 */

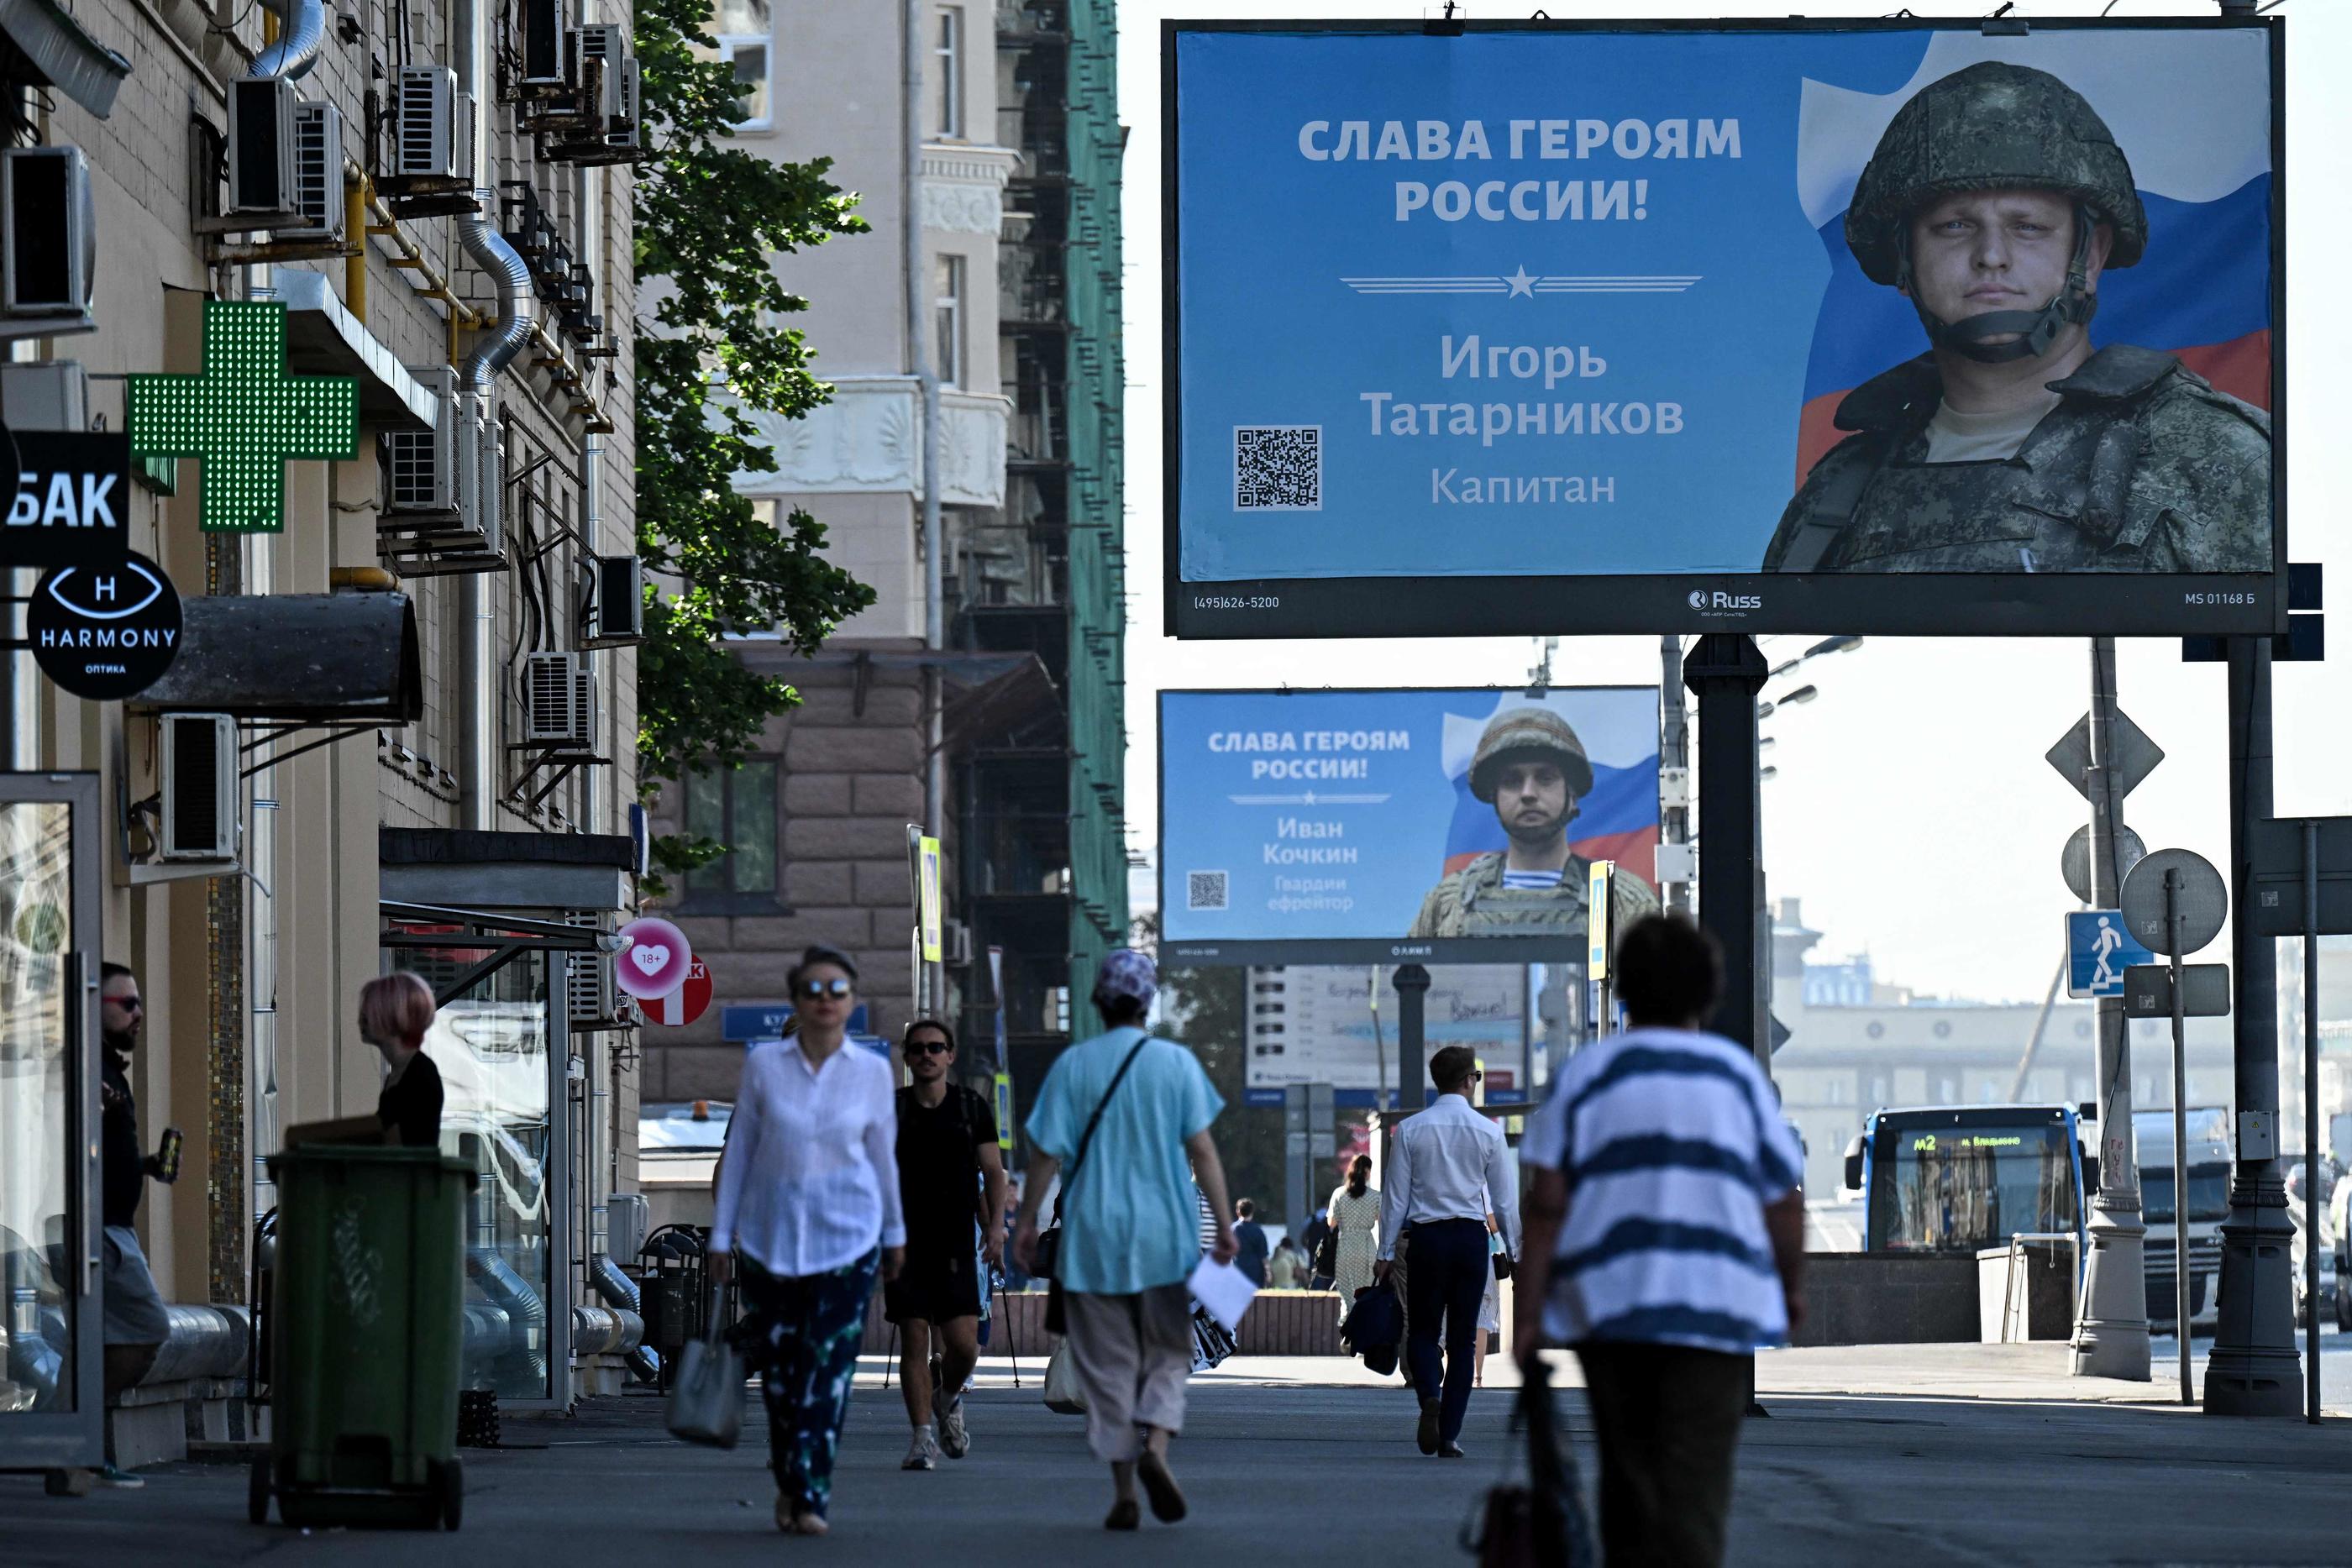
xmin=647 ymin=0 xmax=1128 ymax=1129
xmin=2 ymin=0 xmax=648 ymax=1466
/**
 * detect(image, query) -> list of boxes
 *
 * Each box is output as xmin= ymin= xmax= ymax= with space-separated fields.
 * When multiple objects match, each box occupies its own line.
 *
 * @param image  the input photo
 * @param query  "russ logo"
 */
xmin=1688 ymin=589 xmax=1761 ymax=611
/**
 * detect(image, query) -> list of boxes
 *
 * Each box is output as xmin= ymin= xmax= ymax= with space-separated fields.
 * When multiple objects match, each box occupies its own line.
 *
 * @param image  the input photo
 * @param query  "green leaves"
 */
xmin=633 ymin=0 xmax=874 ymax=884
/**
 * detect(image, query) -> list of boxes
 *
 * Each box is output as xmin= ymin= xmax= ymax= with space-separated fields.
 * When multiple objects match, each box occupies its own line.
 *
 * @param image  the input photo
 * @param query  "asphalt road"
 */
xmin=6 ymin=1358 xmax=2349 ymax=1565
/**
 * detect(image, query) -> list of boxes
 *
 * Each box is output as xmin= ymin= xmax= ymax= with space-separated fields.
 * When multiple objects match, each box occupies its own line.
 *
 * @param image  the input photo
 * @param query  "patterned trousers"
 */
xmin=736 ymin=1249 xmax=879 ymax=1517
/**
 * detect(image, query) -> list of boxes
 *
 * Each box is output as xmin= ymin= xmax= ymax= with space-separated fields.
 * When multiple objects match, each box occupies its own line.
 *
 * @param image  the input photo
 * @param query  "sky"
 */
xmin=1114 ymin=0 xmax=2346 ymax=1006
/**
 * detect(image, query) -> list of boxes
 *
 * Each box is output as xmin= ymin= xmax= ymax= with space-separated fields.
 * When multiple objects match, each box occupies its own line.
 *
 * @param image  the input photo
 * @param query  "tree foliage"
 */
xmin=633 ymin=0 xmax=875 ymax=880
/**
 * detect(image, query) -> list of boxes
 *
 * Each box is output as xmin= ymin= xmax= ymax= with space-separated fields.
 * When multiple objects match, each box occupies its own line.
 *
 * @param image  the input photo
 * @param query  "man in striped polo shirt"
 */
xmin=1517 ymin=913 xmax=1806 ymax=1568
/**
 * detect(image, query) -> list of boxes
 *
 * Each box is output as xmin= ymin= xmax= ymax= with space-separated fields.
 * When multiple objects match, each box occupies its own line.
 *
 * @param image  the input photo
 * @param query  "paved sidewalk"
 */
xmin=4 ymin=1349 xmax=2346 ymax=1565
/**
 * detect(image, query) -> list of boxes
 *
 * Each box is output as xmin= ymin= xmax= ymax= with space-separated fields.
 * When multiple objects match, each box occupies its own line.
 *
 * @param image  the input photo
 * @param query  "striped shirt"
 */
xmin=1499 ymin=867 xmax=1565 ymax=891
xmin=1520 ymin=1027 xmax=1803 ymax=1356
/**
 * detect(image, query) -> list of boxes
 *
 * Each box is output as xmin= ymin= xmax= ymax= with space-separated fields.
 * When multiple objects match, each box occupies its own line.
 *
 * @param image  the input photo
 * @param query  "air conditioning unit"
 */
xmin=942 ymin=919 xmax=974 ymax=968
xmin=519 ymin=0 xmax=568 ymax=96
xmin=383 ymin=366 xmax=462 ymax=521
xmin=1 ymin=147 xmax=96 ymax=326
xmin=564 ymin=911 xmax=635 ymax=1029
xmin=522 ymin=651 xmax=596 ymax=750
xmin=549 ymin=24 xmax=640 ymax=165
xmin=282 ymin=102 xmax=345 ymax=243
xmin=449 ymin=397 xmax=504 ymax=554
xmin=391 ymin=66 xmax=461 ymax=185
xmin=227 ymin=77 xmax=301 ymax=223
xmin=159 ymin=712 xmax=239 ymax=862
xmin=581 ymin=554 xmax=644 ymax=648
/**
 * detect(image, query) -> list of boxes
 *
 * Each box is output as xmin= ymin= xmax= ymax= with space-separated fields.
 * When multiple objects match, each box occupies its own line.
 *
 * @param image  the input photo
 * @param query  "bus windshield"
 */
xmin=1870 ymin=1120 xmax=2079 ymax=1253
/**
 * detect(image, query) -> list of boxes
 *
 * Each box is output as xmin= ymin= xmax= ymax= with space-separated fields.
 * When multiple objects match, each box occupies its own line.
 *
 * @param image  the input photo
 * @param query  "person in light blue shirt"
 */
xmin=1015 ymin=949 xmax=1238 ymax=1532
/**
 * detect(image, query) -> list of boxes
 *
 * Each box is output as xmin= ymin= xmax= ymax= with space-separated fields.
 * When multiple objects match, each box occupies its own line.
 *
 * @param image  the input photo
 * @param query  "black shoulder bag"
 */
xmin=1033 ymin=1033 xmax=1152 ymax=1334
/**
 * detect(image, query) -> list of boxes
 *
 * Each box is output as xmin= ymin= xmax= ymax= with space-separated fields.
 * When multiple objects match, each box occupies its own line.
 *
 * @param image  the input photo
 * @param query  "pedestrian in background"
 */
xmin=709 ymin=946 xmax=905 ymax=1536
xmin=1378 ymin=1046 xmax=1519 ymax=1459
xmin=1300 ymin=1200 xmax=1336 ymax=1290
xmin=1014 ymin=950 xmax=1238 ymax=1531
xmin=1327 ymin=1154 xmax=1381 ymax=1320
xmin=361 ymin=973 xmax=444 ymax=1148
xmin=888 ymin=1018 xmax=1006 ymax=1471
xmin=1232 ymin=1198 xmax=1270 ymax=1287
xmin=1517 ymin=913 xmax=1807 ymax=1568
xmin=1267 ymin=1237 xmax=1308 ymax=1289
xmin=97 ymin=963 xmax=174 ymax=1487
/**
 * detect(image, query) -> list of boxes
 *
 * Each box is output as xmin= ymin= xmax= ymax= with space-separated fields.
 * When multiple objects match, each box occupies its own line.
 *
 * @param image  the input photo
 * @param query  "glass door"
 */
xmin=389 ymin=943 xmax=570 ymax=1408
xmin=0 ymin=774 xmax=102 ymax=1470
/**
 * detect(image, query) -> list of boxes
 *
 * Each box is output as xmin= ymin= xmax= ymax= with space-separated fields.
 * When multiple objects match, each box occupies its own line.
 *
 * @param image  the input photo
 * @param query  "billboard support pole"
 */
xmin=2205 ymin=636 xmax=2299 ymax=1415
xmin=1394 ymin=964 xmax=1431 ymax=1116
xmin=2073 ymin=636 xmax=2151 ymax=1382
xmin=1682 ymin=635 xmax=1767 ymax=1062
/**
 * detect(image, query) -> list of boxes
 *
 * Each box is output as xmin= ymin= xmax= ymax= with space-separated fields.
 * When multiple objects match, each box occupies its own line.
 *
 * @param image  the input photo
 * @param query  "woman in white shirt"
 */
xmin=709 ymin=945 xmax=905 ymax=1535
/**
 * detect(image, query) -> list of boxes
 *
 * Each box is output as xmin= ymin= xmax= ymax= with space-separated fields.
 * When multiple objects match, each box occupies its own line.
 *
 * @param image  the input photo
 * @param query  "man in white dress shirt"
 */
xmin=1376 ymin=1045 xmax=1520 ymax=1458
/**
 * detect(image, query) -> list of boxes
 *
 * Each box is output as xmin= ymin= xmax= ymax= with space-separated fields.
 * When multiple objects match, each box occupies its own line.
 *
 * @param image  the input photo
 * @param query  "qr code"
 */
xmin=1187 ymin=870 xmax=1230 ymax=911
xmin=1234 ymin=426 xmax=1321 ymax=511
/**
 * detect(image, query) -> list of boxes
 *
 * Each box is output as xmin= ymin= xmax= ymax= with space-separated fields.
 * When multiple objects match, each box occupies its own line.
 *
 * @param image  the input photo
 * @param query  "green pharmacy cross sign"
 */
xmin=128 ymin=301 xmax=359 ymax=532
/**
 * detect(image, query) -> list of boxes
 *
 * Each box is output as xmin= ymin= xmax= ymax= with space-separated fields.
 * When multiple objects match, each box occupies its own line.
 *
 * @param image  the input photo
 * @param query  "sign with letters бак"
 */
xmin=28 ymin=551 xmax=181 ymax=701
xmin=1166 ymin=18 xmax=2283 ymax=639
xmin=3 ymin=431 xmax=131 ymax=569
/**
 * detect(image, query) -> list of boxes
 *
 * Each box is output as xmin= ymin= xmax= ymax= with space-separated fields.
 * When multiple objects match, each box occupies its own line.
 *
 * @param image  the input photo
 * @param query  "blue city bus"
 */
xmin=1842 ymin=1105 xmax=2090 ymax=1261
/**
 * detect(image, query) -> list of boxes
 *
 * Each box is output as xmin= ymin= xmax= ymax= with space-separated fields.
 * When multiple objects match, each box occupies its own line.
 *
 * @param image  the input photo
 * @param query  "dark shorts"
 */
xmin=883 ymin=1235 xmax=982 ymax=1325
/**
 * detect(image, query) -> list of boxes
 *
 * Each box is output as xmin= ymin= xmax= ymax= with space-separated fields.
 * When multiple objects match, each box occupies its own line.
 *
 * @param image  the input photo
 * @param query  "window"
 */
xmin=934 ymin=254 xmax=964 ymax=388
xmin=934 ymin=7 xmax=963 ymax=138
xmin=711 ymin=0 xmax=771 ymax=130
xmin=683 ymin=759 xmax=780 ymax=905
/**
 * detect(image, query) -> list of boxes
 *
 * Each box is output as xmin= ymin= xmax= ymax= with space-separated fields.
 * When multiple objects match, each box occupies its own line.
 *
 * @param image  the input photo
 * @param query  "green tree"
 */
xmin=633 ymin=0 xmax=876 ymax=884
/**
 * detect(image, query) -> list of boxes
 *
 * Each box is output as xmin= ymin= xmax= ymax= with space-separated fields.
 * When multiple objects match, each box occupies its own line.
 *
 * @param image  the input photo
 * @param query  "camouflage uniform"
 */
xmin=1405 ymin=706 xmax=1661 ymax=940
xmin=1763 ymin=61 xmax=2271 ymax=574
xmin=1407 ymin=851 xmax=1660 ymax=941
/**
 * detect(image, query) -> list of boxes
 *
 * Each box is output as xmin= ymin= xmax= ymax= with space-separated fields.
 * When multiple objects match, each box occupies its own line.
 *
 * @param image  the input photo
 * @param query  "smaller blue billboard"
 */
xmin=1160 ymin=686 xmax=1660 ymax=965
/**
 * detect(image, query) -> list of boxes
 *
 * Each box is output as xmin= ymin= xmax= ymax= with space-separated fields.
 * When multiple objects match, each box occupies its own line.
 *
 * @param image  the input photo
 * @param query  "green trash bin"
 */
xmin=253 ymin=1144 xmax=471 ymax=1531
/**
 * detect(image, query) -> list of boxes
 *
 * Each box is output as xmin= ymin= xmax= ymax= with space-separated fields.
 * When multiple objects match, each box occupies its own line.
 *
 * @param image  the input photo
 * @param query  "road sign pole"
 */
xmin=2073 ymin=637 xmax=2150 ymax=1381
xmin=2304 ymin=818 xmax=2320 ymax=1426
xmin=2206 ymin=637 xmax=2299 ymax=1415
xmin=2168 ymin=868 xmax=2191 ymax=1404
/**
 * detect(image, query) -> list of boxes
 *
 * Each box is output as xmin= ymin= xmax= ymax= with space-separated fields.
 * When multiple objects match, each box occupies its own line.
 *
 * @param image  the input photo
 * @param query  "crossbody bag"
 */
xmin=1033 ymin=1032 xmax=1152 ymax=1331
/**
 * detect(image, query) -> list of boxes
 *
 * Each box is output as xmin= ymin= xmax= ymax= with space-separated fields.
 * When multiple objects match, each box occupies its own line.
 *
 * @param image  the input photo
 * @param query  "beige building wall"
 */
xmin=26 ymin=0 xmax=642 ymax=1310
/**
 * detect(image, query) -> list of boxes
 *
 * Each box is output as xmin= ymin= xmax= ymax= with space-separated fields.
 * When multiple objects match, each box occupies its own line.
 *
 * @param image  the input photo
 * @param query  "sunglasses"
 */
xmin=797 ymin=978 xmax=853 ymax=1000
xmin=906 ymin=1036 xmax=953 ymax=1056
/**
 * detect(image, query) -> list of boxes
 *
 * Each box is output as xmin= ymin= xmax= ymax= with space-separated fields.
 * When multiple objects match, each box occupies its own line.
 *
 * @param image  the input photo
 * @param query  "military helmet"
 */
xmin=1845 ymin=61 xmax=2147 ymax=288
xmin=1468 ymin=708 xmax=1594 ymax=804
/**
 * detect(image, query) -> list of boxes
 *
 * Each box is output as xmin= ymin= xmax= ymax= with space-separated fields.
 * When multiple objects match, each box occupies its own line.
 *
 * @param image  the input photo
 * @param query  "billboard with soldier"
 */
xmin=1158 ymin=686 xmax=1661 ymax=965
xmin=1166 ymin=18 xmax=2281 ymax=638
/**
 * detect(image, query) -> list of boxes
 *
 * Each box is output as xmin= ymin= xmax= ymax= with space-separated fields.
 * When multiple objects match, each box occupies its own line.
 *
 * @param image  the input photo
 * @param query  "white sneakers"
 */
xmin=937 ymin=1397 xmax=970 ymax=1459
xmin=902 ymin=1428 xmax=942 ymax=1471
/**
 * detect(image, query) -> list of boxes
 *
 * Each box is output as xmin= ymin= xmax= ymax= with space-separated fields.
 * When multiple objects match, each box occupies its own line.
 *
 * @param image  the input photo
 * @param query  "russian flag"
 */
xmin=1792 ymin=33 xmax=2271 ymax=480
xmin=1436 ymin=697 xmax=1660 ymax=885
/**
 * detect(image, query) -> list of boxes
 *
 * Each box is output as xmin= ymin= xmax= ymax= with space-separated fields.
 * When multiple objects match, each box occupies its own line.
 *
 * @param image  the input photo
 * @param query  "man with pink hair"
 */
xmin=362 ymin=972 xmax=444 ymax=1147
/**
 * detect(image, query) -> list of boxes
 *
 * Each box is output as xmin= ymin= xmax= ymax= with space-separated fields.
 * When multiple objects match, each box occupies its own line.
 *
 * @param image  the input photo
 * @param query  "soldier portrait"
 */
xmin=1408 ymin=708 xmax=1658 ymax=941
xmin=1761 ymin=61 xmax=2271 ymax=576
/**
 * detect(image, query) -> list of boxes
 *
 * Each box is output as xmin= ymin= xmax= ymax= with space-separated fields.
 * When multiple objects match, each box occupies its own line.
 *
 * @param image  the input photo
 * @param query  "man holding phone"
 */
xmin=97 ymin=962 xmax=177 ymax=1486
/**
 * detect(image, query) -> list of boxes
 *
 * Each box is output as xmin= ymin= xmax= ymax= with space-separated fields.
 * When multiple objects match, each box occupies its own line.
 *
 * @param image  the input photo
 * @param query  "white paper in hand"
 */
xmin=1188 ymin=1256 xmax=1257 ymax=1332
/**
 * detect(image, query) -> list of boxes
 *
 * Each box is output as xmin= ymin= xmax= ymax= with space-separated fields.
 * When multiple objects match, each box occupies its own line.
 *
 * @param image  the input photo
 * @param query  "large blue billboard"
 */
xmin=1166 ymin=19 xmax=2282 ymax=639
xmin=1159 ymin=686 xmax=1660 ymax=965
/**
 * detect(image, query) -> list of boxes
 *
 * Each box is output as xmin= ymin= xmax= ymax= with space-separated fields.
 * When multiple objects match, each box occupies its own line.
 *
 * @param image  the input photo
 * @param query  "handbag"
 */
xmin=1035 ymin=1032 xmax=1153 ymax=1333
xmin=1460 ymin=1364 xmax=1597 ymax=1568
xmin=664 ymin=1283 xmax=743 ymax=1449
xmin=1313 ymin=1223 xmax=1340 ymax=1281
xmin=1042 ymin=1336 xmax=1089 ymax=1414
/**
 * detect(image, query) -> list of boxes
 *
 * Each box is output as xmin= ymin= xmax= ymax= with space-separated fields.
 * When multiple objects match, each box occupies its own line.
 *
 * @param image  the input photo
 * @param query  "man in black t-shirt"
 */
xmin=98 ymin=963 xmax=176 ymax=1485
xmin=888 ymin=1020 xmax=1006 ymax=1471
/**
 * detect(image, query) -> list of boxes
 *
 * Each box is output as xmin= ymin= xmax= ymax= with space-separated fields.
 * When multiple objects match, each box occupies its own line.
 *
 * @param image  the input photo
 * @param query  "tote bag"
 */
xmin=665 ymin=1286 xmax=744 ymax=1449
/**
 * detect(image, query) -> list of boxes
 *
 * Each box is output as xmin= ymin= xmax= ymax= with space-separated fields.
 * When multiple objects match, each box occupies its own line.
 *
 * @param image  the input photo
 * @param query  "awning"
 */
xmin=381 ymin=830 xmax=638 ymax=914
xmin=133 ymin=591 xmax=422 ymax=721
xmin=0 ymin=0 xmax=131 ymax=118
xmin=268 ymin=272 xmax=439 ymax=433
